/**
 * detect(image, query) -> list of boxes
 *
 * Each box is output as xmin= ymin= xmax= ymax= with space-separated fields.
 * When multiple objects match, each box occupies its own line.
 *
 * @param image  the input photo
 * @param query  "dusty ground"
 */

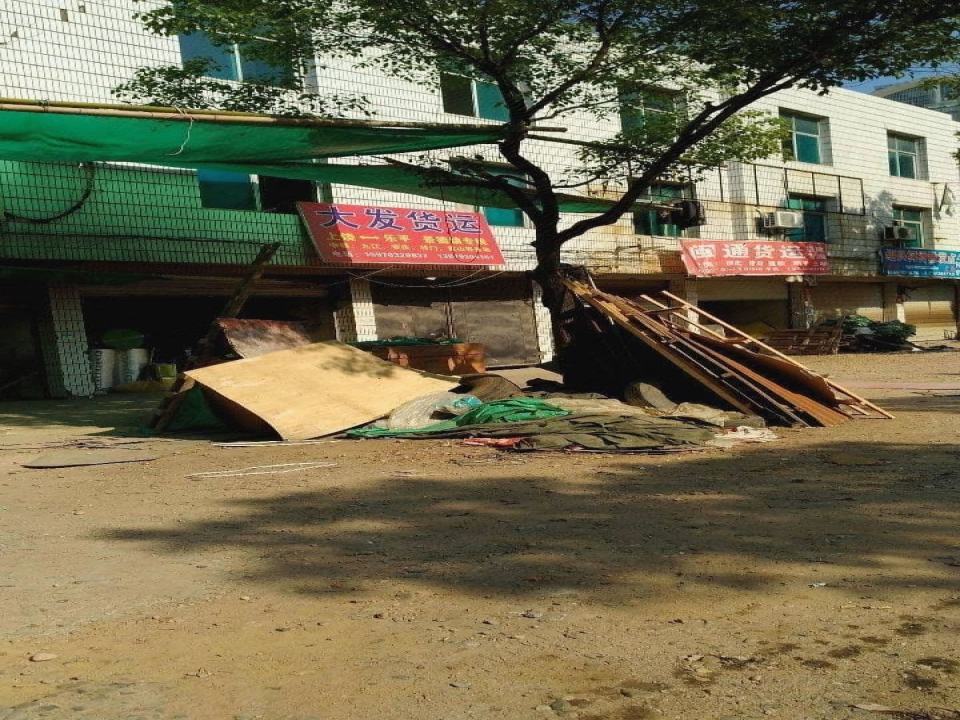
xmin=0 ymin=353 xmax=958 ymax=720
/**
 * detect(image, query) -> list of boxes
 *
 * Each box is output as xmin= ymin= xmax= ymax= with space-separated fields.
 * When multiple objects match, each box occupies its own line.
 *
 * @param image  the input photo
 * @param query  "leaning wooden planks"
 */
xmin=562 ymin=279 xmax=891 ymax=427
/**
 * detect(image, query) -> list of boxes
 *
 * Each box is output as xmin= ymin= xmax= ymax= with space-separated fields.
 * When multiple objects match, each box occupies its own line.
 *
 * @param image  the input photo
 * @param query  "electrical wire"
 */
xmin=4 ymin=163 xmax=96 ymax=224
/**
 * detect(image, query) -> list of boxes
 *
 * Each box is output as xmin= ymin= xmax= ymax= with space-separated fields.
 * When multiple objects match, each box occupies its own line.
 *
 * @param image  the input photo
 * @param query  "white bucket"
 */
xmin=115 ymin=348 xmax=150 ymax=385
xmin=89 ymin=349 xmax=116 ymax=392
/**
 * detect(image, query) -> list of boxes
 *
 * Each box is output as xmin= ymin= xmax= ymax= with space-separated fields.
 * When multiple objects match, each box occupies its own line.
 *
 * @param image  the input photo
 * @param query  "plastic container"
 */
xmin=115 ymin=348 xmax=150 ymax=385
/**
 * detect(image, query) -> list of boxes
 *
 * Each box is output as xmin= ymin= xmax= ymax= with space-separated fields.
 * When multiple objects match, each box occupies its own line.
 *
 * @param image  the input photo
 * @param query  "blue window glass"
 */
xmin=887 ymin=133 xmax=920 ymax=178
xmin=781 ymin=111 xmax=823 ymax=164
xmin=478 ymin=166 xmax=526 ymax=227
xmin=475 ymin=81 xmax=509 ymax=122
xmin=440 ymin=74 xmax=509 ymax=121
xmin=892 ymin=207 xmax=924 ymax=248
xmin=633 ymin=184 xmax=684 ymax=237
xmin=178 ymin=32 xmax=239 ymax=81
xmin=620 ymin=89 xmax=682 ymax=133
xmin=196 ymin=169 xmax=256 ymax=210
xmin=238 ymin=39 xmax=294 ymax=87
xmin=786 ymin=195 xmax=827 ymax=242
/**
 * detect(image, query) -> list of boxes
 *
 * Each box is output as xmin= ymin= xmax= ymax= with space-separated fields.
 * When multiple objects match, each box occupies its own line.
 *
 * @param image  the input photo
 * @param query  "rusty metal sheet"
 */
xmin=216 ymin=318 xmax=330 ymax=358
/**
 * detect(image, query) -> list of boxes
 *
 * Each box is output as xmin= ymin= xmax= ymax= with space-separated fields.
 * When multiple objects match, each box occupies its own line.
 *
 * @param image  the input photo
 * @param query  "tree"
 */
xmin=120 ymin=0 xmax=960 ymax=364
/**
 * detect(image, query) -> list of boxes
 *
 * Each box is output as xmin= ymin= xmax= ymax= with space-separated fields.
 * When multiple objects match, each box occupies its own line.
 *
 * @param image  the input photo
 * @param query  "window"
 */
xmin=475 ymin=164 xmax=526 ymax=227
xmin=258 ymin=177 xmax=316 ymax=214
xmin=620 ymin=88 xmax=684 ymax=133
xmin=197 ymin=169 xmax=257 ymax=210
xmin=196 ymin=171 xmax=316 ymax=213
xmin=786 ymin=195 xmax=828 ymax=242
xmin=440 ymin=73 xmax=509 ymax=121
xmin=178 ymin=31 xmax=294 ymax=87
xmin=892 ymin=206 xmax=925 ymax=248
xmin=781 ymin=111 xmax=825 ymax=164
xmin=633 ymin=184 xmax=688 ymax=237
xmin=888 ymin=133 xmax=922 ymax=178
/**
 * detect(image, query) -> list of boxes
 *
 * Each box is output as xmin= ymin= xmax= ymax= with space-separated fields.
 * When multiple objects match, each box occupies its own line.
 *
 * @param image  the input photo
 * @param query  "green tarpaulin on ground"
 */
xmin=348 ymin=398 xmax=570 ymax=438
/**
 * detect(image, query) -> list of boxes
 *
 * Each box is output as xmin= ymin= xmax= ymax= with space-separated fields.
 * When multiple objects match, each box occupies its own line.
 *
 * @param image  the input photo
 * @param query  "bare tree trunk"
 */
xmin=529 ymin=226 xmax=633 ymax=394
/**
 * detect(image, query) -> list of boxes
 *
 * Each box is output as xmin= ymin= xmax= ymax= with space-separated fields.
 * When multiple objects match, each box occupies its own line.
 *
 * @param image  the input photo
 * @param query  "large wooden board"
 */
xmin=185 ymin=341 xmax=457 ymax=440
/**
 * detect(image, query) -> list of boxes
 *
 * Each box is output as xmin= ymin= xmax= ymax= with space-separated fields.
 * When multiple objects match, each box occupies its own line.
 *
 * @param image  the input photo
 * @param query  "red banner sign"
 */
xmin=298 ymin=202 xmax=505 ymax=265
xmin=680 ymin=240 xmax=829 ymax=277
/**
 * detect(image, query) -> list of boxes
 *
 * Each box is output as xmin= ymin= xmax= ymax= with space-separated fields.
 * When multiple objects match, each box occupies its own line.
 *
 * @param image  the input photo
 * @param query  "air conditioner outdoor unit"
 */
xmin=763 ymin=210 xmax=805 ymax=230
xmin=884 ymin=224 xmax=915 ymax=241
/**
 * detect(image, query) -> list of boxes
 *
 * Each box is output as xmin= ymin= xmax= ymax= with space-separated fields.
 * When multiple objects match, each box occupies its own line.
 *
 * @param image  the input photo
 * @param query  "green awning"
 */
xmin=0 ymin=106 xmax=505 ymax=163
xmin=0 ymin=102 xmax=645 ymax=214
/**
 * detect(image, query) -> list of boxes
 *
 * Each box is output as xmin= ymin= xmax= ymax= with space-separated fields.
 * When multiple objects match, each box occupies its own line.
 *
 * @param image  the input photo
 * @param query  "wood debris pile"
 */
xmin=563 ymin=279 xmax=891 ymax=427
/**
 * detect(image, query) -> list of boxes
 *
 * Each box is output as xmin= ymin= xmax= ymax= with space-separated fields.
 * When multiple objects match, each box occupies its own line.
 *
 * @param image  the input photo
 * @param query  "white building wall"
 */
xmin=1 ymin=0 xmax=959 ymax=272
xmin=746 ymin=86 xmax=960 ymax=258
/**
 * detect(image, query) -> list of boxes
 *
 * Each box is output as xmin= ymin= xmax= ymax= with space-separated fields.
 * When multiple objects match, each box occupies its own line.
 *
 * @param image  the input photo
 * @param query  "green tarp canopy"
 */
xmin=0 ymin=103 xmax=640 ymax=213
xmin=0 ymin=106 xmax=505 ymax=163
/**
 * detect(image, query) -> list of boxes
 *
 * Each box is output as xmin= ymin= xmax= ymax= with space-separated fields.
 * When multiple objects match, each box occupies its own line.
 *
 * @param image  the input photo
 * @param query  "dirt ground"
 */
xmin=0 ymin=353 xmax=958 ymax=720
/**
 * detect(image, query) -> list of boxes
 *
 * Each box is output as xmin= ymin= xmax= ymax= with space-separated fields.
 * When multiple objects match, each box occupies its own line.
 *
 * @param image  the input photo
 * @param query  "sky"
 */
xmin=842 ymin=64 xmax=960 ymax=94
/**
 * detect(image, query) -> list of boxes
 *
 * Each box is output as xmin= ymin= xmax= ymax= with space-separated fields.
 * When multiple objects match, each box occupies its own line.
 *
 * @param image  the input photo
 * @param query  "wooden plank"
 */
xmin=660 ymin=291 xmax=893 ymax=419
xmin=568 ymin=285 xmax=753 ymax=413
xmin=197 ymin=242 xmax=281 ymax=363
xmin=564 ymin=280 xmax=777 ymax=418
xmin=684 ymin=336 xmax=848 ymax=427
xmin=216 ymin=319 xmax=330 ymax=358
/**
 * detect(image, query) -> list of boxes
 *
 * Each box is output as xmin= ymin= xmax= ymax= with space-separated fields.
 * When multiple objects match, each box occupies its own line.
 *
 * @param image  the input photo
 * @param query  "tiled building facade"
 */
xmin=1 ymin=0 xmax=958 ymax=396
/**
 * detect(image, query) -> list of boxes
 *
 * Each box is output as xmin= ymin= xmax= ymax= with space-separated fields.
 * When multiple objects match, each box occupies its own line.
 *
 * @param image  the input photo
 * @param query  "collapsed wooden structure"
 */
xmin=563 ymin=279 xmax=892 ymax=427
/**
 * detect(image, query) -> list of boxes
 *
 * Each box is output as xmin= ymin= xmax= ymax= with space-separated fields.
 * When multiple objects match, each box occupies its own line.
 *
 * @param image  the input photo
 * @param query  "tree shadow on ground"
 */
xmin=99 ymin=438 xmax=960 ymax=601
xmin=0 ymin=394 xmax=158 ymax=432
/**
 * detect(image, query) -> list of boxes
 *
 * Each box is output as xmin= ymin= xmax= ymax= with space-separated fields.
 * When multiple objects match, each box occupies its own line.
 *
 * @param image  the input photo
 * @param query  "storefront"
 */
xmin=697 ymin=277 xmax=790 ymax=331
xmin=903 ymin=283 xmax=958 ymax=341
xmin=808 ymin=281 xmax=885 ymax=322
xmin=371 ymin=276 xmax=542 ymax=367
xmin=79 ymin=276 xmax=337 ymax=367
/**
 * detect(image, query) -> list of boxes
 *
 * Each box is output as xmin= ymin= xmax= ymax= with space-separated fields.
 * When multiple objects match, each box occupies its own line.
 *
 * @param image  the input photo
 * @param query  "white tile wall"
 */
xmin=3 ymin=2 xmax=960 ymax=285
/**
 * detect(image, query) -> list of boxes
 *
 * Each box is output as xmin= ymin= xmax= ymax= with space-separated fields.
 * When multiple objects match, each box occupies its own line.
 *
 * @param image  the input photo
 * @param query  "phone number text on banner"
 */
xmin=681 ymin=240 xmax=829 ymax=277
xmin=298 ymin=202 xmax=505 ymax=266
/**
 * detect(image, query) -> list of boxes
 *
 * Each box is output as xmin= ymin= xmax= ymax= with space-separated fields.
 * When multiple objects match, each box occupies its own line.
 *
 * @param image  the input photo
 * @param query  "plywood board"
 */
xmin=185 ymin=341 xmax=457 ymax=440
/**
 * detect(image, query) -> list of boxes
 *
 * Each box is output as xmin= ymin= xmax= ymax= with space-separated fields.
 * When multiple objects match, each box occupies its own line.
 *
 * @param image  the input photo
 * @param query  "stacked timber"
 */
xmin=563 ymin=279 xmax=891 ymax=427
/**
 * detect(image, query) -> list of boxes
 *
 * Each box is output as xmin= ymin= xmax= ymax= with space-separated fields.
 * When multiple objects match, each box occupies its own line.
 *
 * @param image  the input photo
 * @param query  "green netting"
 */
xmin=0 ymin=109 xmax=505 ymax=164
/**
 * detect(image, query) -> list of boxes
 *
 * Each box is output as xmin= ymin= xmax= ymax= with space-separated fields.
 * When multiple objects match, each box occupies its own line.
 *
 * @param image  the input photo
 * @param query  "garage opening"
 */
xmin=371 ymin=277 xmax=542 ymax=367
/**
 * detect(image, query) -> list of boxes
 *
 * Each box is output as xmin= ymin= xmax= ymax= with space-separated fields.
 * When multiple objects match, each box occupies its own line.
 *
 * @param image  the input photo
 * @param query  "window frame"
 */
xmin=887 ymin=132 xmax=922 ymax=179
xmin=632 ymin=182 xmax=692 ymax=238
xmin=785 ymin=194 xmax=829 ymax=242
xmin=471 ymin=162 xmax=528 ymax=228
xmin=891 ymin=205 xmax=926 ymax=248
xmin=439 ymin=72 xmax=509 ymax=122
xmin=620 ymin=88 xmax=685 ymax=133
xmin=780 ymin=110 xmax=825 ymax=165
xmin=178 ymin=31 xmax=295 ymax=87
xmin=195 ymin=169 xmax=319 ymax=213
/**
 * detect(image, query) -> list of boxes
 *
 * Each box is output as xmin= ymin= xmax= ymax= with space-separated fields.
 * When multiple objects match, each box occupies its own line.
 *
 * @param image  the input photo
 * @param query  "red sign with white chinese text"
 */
xmin=297 ymin=202 xmax=505 ymax=265
xmin=680 ymin=240 xmax=829 ymax=277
